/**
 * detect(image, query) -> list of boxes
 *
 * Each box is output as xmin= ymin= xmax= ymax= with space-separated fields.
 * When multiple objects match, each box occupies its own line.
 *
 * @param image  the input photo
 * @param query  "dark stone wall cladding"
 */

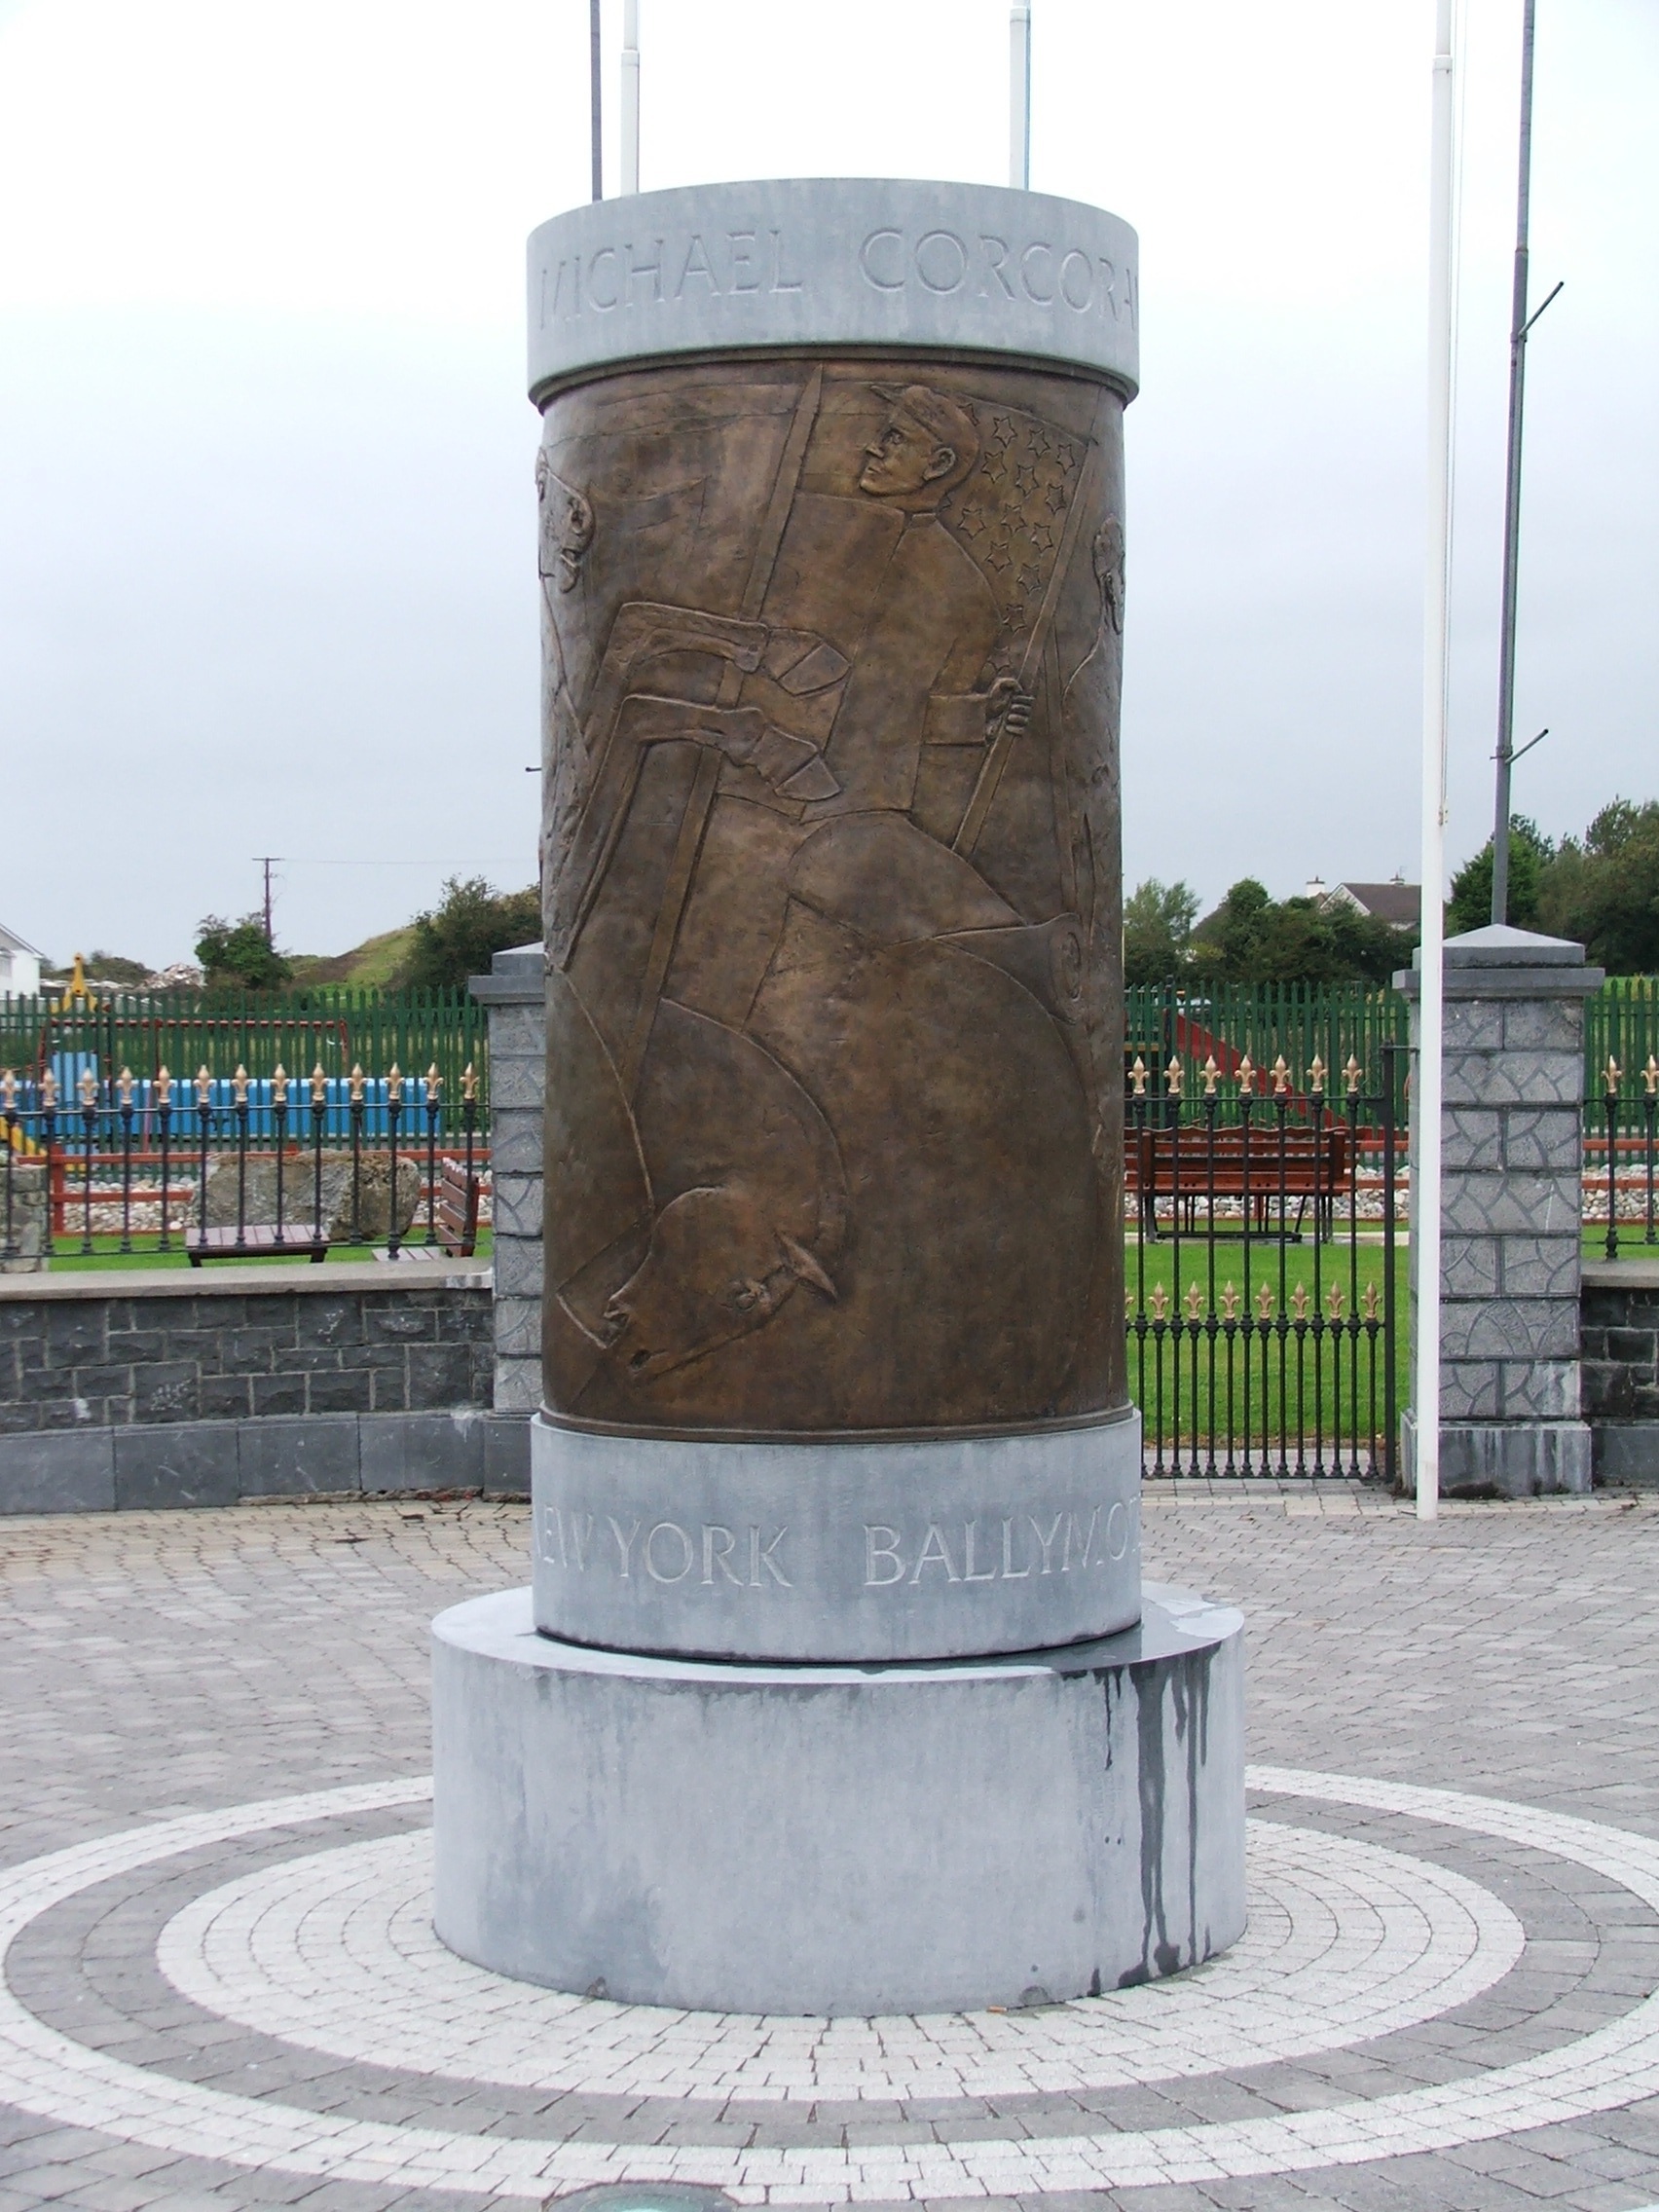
xmin=0 ymin=1287 xmax=494 ymax=1436
xmin=1583 ymin=1283 xmax=1659 ymax=1426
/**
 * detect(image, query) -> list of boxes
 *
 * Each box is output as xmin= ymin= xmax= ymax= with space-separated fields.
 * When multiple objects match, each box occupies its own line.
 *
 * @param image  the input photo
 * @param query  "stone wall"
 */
xmin=1582 ymin=1259 xmax=1659 ymax=1485
xmin=0 ymin=1260 xmax=528 ymax=1514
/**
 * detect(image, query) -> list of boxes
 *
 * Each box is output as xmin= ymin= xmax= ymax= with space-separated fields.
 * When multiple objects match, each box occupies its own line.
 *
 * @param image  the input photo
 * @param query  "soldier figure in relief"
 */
xmin=804 ymin=384 xmax=1031 ymax=819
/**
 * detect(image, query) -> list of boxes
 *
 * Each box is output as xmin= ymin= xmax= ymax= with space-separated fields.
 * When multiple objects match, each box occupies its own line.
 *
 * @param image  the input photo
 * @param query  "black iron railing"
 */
xmin=1 ymin=1059 xmax=485 ymax=1265
xmin=1591 ymin=1053 xmax=1659 ymax=1260
xmin=1125 ymin=1043 xmax=1402 ymax=1480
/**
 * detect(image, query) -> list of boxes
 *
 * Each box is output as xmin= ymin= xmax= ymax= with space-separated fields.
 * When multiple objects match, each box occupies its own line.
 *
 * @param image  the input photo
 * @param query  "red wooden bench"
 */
xmin=1127 ymin=1124 xmax=1351 ymax=1241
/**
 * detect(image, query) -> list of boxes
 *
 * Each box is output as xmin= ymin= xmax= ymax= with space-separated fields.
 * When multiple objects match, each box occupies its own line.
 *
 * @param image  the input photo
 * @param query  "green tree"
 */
xmin=1123 ymin=877 xmax=1199 ymax=983
xmin=1447 ymin=815 xmax=1554 ymax=934
xmin=397 ymin=876 xmax=541 ymax=991
xmin=85 ymin=951 xmax=152 ymax=986
xmin=1539 ymin=799 xmax=1659 ymax=974
xmin=1190 ymin=880 xmax=1413 ymax=985
xmin=195 ymin=913 xmax=292 ymax=990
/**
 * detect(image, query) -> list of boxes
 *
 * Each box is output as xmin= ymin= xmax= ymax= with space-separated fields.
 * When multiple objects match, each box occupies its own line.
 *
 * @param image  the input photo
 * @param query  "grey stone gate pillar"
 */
xmin=468 ymin=942 xmax=544 ymax=1417
xmin=1399 ymin=924 xmax=1603 ymax=1496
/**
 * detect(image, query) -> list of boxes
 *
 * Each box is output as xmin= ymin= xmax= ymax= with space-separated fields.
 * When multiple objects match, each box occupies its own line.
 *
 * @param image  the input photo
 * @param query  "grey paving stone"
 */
xmin=0 ymin=1425 xmax=115 ymax=1514
xmin=6 ymin=1493 xmax=1659 ymax=2209
xmin=235 ymin=1414 xmax=360 ymax=1497
xmin=112 ymin=1420 xmax=240 ymax=1510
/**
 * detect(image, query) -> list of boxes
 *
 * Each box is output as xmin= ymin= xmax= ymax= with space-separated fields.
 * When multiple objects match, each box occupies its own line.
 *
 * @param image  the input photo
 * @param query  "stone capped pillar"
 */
xmin=433 ymin=178 xmax=1245 ymax=2016
xmin=1400 ymin=924 xmax=1603 ymax=1496
xmin=468 ymin=941 xmax=544 ymax=1416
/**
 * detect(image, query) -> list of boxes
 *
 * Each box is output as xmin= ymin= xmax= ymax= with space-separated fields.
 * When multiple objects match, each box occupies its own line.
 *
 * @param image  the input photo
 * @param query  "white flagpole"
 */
xmin=1416 ymin=0 xmax=1457 ymax=1522
xmin=1010 ymin=5 xmax=1031 ymax=189
xmin=620 ymin=0 xmax=641 ymax=196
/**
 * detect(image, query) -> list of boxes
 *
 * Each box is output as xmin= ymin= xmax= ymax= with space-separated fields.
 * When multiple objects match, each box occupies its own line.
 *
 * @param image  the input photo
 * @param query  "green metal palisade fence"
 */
xmin=3 ymin=977 xmax=1652 ymax=1127
xmin=1124 ymin=982 xmax=1411 ymax=1116
xmin=1128 ymin=976 xmax=1658 ymax=1118
xmin=0 ymin=987 xmax=490 ymax=1110
xmin=1587 ymin=975 xmax=1659 ymax=1103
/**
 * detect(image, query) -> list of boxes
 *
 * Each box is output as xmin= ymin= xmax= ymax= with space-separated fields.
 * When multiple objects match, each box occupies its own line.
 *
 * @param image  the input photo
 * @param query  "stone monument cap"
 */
xmin=526 ymin=177 xmax=1139 ymax=403
xmin=1395 ymin=924 xmax=1604 ymax=1000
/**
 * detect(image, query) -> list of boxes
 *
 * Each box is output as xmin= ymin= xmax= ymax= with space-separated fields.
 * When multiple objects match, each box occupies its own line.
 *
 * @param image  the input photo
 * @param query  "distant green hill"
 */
xmin=287 ymin=926 xmax=417 ymax=989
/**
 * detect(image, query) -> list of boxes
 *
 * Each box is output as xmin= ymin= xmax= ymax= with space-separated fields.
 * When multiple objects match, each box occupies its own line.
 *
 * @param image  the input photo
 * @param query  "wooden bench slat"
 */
xmin=185 ymin=1224 xmax=328 ymax=1265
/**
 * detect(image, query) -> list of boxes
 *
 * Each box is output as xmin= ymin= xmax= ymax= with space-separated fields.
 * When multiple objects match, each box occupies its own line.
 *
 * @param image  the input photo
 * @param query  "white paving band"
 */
xmin=156 ymin=1823 xmax=1522 ymax=2100
xmin=0 ymin=1767 xmax=1651 ymax=2201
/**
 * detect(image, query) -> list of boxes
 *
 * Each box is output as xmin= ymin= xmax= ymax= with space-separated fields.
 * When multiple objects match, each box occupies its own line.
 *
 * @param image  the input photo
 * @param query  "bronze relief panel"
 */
xmin=539 ymin=357 xmax=1127 ymax=1436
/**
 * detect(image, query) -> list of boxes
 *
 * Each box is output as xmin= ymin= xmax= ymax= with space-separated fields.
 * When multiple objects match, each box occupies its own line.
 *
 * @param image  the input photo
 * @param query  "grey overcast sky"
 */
xmin=1 ymin=0 xmax=1654 ymax=967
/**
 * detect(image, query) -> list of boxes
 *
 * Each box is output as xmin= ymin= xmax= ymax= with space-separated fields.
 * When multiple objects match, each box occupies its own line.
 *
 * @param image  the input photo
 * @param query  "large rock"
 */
xmin=203 ymin=1153 xmax=424 ymax=1245
xmin=1 ymin=1162 xmax=47 ymax=1272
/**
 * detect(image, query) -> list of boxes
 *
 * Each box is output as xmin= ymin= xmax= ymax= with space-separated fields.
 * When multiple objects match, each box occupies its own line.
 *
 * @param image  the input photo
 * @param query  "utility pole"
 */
xmin=1010 ymin=5 xmax=1031 ymax=190
xmin=1416 ymin=0 xmax=1459 ymax=1523
xmin=1490 ymin=0 xmax=1563 ymax=923
xmin=620 ymin=0 xmax=640 ymax=196
xmin=589 ymin=0 xmax=603 ymax=202
xmin=254 ymin=858 xmax=283 ymax=946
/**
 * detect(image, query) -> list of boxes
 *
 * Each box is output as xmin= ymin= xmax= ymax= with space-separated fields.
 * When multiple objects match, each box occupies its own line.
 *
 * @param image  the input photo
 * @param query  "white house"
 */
xmin=0 ymin=923 xmax=44 ymax=998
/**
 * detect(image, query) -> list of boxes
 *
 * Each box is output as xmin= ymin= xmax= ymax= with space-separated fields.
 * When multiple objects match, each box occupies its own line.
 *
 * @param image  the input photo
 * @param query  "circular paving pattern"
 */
xmin=3 ymin=1765 xmax=1659 ymax=2202
xmin=158 ymin=1822 xmax=1524 ymax=2099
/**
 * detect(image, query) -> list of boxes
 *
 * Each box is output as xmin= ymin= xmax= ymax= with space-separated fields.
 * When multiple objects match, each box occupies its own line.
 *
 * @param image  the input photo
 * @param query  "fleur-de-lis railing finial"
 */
xmin=1148 ymin=1283 xmax=1168 ymax=1322
xmin=196 ymin=1064 xmax=213 ymax=1108
xmin=1309 ymin=1054 xmax=1326 ymax=1095
xmin=0 ymin=1069 xmax=14 ymax=1115
xmin=1606 ymin=1055 xmax=1622 ymax=1097
xmin=40 ymin=1068 xmax=57 ymax=1111
xmin=1255 ymin=1282 xmax=1274 ymax=1321
xmin=1237 ymin=1053 xmax=1254 ymax=1097
xmin=1219 ymin=1282 xmax=1239 ymax=1321
xmin=311 ymin=1062 xmax=328 ymax=1107
xmin=425 ymin=1061 xmax=443 ymax=1102
xmin=461 ymin=1062 xmax=478 ymax=1104
xmin=78 ymin=1066 xmax=98 ymax=1110
xmin=1185 ymin=1282 xmax=1203 ymax=1322
xmin=1272 ymin=1054 xmax=1290 ymax=1096
xmin=1291 ymin=1282 xmax=1309 ymax=1321
xmin=1326 ymin=1284 xmax=1346 ymax=1320
xmin=1646 ymin=1053 xmax=1659 ymax=1098
xmin=155 ymin=1064 xmax=171 ymax=1109
xmin=387 ymin=1061 xmax=403 ymax=1105
xmin=1129 ymin=1054 xmax=1147 ymax=1096
xmin=272 ymin=1062 xmax=288 ymax=1108
xmin=1344 ymin=1053 xmax=1363 ymax=1095
xmin=1362 ymin=1282 xmax=1381 ymax=1323
xmin=117 ymin=1065 xmax=134 ymax=1109
xmin=232 ymin=1062 xmax=250 ymax=1106
xmin=1202 ymin=1054 xmax=1219 ymax=1096
xmin=348 ymin=1063 xmax=366 ymax=1105
xmin=1164 ymin=1054 xmax=1183 ymax=1096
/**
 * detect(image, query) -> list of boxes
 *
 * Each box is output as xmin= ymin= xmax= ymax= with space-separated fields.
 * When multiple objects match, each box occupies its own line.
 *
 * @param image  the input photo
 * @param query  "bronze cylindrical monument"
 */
xmin=529 ymin=181 xmax=1142 ymax=1662
xmin=432 ymin=182 xmax=1245 ymax=2014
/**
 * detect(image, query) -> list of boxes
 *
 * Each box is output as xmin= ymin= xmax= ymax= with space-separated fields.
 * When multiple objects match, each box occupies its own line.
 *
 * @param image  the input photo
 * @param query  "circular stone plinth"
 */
xmin=431 ymin=1583 xmax=1244 ymax=2016
xmin=532 ymin=1410 xmax=1143 ymax=1662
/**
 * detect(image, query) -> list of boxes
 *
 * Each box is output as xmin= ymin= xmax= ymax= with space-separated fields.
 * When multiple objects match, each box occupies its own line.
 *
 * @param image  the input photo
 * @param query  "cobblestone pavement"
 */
xmin=5 ymin=1486 xmax=1659 ymax=2212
